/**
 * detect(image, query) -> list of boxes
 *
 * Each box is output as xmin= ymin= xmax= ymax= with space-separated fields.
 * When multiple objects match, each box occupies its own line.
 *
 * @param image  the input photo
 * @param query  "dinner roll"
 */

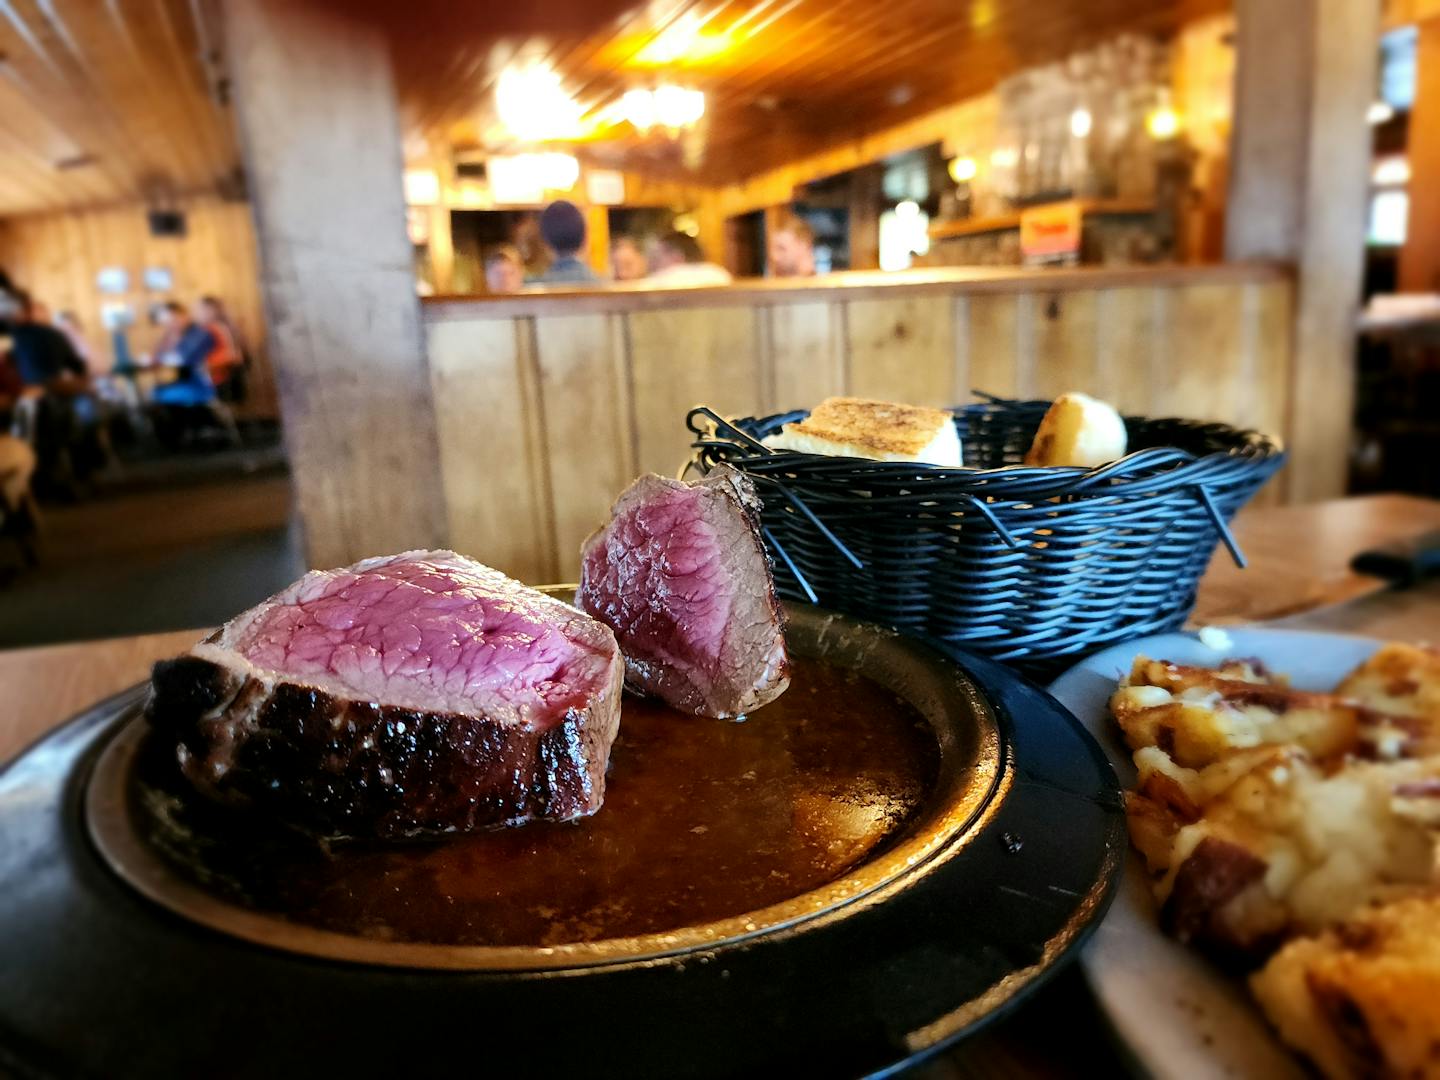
xmin=1024 ymin=392 xmax=1127 ymax=468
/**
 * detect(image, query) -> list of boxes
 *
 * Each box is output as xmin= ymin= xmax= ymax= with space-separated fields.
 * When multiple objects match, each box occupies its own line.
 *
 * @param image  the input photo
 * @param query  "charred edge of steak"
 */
xmin=145 ymin=657 xmax=610 ymax=839
xmin=706 ymin=465 xmax=787 ymax=633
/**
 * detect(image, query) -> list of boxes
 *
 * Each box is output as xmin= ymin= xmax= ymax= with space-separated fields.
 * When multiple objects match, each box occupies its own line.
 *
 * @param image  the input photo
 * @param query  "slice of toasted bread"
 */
xmin=763 ymin=396 xmax=961 ymax=466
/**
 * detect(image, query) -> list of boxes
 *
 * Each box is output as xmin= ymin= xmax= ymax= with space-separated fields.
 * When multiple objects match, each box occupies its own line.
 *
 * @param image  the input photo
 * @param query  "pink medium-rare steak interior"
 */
xmin=579 ymin=468 xmax=790 ymax=718
xmin=582 ymin=481 xmax=732 ymax=670
xmin=216 ymin=551 xmax=613 ymax=727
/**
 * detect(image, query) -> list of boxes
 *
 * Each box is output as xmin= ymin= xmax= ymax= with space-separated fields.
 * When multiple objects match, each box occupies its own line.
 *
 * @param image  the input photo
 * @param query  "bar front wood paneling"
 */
xmin=422 ymin=264 xmax=1294 ymax=584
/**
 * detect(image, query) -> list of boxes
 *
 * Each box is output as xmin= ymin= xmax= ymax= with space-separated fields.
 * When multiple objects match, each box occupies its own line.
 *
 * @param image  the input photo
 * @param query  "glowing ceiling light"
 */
xmin=621 ymin=88 xmax=658 ymax=132
xmin=1146 ymin=105 xmax=1181 ymax=140
xmin=948 ymin=155 xmax=977 ymax=183
xmin=487 ymin=152 xmax=581 ymax=204
xmin=990 ymin=147 xmax=1019 ymax=169
xmin=633 ymin=12 xmax=733 ymax=66
xmin=1368 ymin=100 xmax=1396 ymax=125
xmin=653 ymin=84 xmax=705 ymax=129
xmin=495 ymin=63 xmax=584 ymax=141
xmin=403 ymin=168 xmax=440 ymax=205
xmin=1069 ymin=107 xmax=1093 ymax=139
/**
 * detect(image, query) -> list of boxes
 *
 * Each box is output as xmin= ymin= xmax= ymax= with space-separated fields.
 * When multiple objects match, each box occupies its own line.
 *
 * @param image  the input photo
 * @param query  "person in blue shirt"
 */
xmin=528 ymin=201 xmax=600 ymax=287
xmin=151 ymin=301 xmax=218 ymax=407
xmin=9 ymin=293 xmax=89 ymax=390
xmin=5 ymin=292 xmax=103 ymax=496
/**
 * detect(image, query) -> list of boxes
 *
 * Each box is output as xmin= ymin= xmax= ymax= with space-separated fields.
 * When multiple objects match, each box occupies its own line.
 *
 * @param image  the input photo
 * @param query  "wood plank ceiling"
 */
xmin=397 ymin=0 xmax=1231 ymax=183
xmin=0 ymin=0 xmax=236 ymax=216
xmin=0 ymin=0 xmax=1228 ymax=218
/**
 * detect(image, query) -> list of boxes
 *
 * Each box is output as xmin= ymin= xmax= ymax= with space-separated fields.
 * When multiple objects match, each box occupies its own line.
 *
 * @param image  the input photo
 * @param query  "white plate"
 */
xmin=1048 ymin=628 xmax=1384 ymax=1080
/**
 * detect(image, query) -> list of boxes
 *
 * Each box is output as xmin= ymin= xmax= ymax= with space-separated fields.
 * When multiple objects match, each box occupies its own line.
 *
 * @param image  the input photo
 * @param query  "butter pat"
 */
xmin=764 ymin=397 xmax=962 ymax=467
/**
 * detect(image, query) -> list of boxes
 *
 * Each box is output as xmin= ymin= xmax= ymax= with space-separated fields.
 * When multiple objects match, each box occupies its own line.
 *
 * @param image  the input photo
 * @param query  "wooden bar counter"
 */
xmin=418 ymin=262 xmax=1293 ymax=585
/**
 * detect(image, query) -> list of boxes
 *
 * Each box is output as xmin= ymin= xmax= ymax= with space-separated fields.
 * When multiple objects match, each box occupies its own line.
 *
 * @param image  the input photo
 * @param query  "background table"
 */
xmin=3 ymin=493 xmax=1438 ymax=1078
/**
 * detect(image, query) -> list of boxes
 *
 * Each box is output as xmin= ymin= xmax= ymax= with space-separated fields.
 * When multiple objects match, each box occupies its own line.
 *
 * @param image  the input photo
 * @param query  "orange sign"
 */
xmin=1020 ymin=201 xmax=1083 ymax=265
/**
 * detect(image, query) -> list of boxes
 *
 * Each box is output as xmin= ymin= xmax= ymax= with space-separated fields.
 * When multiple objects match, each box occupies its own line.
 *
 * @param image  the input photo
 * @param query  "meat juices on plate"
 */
xmin=145 ymin=550 xmax=624 ymax=838
xmin=578 ymin=465 xmax=790 ymax=720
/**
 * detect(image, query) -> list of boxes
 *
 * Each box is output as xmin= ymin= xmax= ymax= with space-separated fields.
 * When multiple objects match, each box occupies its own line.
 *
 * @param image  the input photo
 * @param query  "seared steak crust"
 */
xmin=144 ymin=551 xmax=624 ymax=838
xmin=147 ymin=658 xmax=613 ymax=838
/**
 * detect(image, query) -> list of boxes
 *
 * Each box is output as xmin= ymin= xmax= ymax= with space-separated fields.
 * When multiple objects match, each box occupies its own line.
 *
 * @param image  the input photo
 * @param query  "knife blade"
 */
xmin=1351 ymin=529 xmax=1440 ymax=588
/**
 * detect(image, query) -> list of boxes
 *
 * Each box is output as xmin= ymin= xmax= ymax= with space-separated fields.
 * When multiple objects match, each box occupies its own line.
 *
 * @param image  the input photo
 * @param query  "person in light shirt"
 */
xmin=610 ymin=235 xmax=648 ymax=282
xmin=646 ymin=230 xmax=733 ymax=287
xmin=484 ymin=245 xmax=525 ymax=293
xmin=768 ymin=212 xmax=816 ymax=277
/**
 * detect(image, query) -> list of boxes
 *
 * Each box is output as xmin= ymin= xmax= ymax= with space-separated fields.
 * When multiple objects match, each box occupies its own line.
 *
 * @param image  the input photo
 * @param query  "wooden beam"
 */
xmin=225 ymin=0 xmax=448 ymax=568
xmin=848 ymin=164 xmax=883 ymax=271
xmin=585 ymin=205 xmax=610 ymax=277
xmin=1225 ymin=0 xmax=1381 ymax=502
xmin=1399 ymin=16 xmax=1440 ymax=291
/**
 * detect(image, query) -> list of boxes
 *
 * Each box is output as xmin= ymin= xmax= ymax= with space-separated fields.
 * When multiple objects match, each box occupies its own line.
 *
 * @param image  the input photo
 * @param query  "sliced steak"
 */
xmin=577 ymin=465 xmax=789 ymax=719
xmin=145 ymin=550 xmax=624 ymax=838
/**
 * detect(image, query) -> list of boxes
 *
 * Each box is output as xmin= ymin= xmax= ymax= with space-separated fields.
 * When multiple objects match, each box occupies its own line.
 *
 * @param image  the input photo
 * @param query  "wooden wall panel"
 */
xmin=0 ymin=196 xmax=275 ymax=416
xmin=1094 ymin=288 xmax=1159 ymax=415
xmin=418 ymin=267 xmax=1296 ymax=585
xmin=429 ymin=319 xmax=554 ymax=583
xmin=965 ymin=293 xmax=1022 ymax=399
xmin=766 ymin=302 xmax=845 ymax=412
xmin=1030 ymin=291 xmax=1099 ymax=400
xmin=533 ymin=313 xmax=635 ymax=580
xmin=627 ymin=305 xmax=763 ymax=477
xmin=1249 ymin=281 xmax=1294 ymax=443
xmin=846 ymin=295 xmax=955 ymax=407
xmin=1165 ymin=283 xmax=1247 ymax=424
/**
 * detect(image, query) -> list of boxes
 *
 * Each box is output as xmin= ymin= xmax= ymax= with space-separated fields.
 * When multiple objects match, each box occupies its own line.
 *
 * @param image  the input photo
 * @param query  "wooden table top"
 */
xmin=3 ymin=492 xmax=1438 ymax=1077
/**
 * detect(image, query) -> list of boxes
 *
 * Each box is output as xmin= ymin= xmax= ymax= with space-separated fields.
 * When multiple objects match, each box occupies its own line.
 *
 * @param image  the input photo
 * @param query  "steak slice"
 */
xmin=145 ymin=550 xmax=624 ymax=838
xmin=577 ymin=465 xmax=789 ymax=719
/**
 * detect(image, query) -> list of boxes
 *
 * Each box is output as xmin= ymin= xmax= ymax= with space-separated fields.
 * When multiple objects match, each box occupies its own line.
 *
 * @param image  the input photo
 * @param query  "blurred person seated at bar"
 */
xmin=150 ymin=299 xmax=186 ymax=363
xmin=611 ymin=235 xmax=648 ymax=282
xmin=0 ymin=352 xmax=38 ymax=560
xmin=9 ymin=294 xmax=89 ymax=391
xmin=485 ymin=245 xmax=525 ymax=293
xmin=152 ymin=301 xmax=218 ymax=408
xmin=150 ymin=301 xmax=239 ymax=449
xmin=647 ymin=231 xmax=734 ymax=287
xmin=529 ymin=200 xmax=599 ymax=287
xmin=768 ymin=213 xmax=817 ymax=278
xmin=54 ymin=310 xmax=102 ymax=374
xmin=6 ymin=292 xmax=104 ymax=497
xmin=197 ymin=296 xmax=244 ymax=402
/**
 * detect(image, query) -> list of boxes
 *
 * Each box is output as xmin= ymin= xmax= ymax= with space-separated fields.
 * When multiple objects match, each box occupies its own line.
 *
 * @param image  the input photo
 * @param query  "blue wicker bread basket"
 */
xmin=687 ymin=396 xmax=1285 ymax=675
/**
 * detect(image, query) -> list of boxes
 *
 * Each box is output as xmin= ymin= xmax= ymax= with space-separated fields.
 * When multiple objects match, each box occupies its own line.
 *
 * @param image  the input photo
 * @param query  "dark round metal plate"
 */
xmin=0 ymin=606 xmax=1123 ymax=1079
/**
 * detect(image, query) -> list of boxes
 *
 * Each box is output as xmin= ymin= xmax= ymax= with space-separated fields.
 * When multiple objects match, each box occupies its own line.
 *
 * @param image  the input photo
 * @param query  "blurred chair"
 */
xmin=0 ymin=425 xmax=40 ymax=577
